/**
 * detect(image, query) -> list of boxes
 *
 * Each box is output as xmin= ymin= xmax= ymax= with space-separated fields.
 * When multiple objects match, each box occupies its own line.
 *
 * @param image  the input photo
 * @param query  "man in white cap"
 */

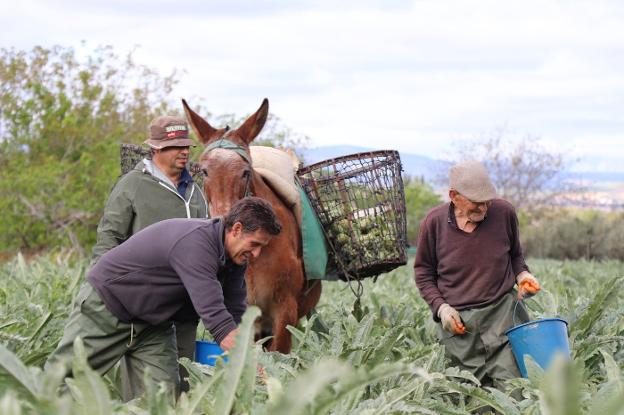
xmin=91 ymin=115 xmax=208 ymax=399
xmin=414 ymin=160 xmax=540 ymax=389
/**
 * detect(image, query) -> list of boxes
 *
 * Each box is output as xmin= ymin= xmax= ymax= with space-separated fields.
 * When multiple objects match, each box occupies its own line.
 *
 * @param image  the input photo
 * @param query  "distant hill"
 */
xmin=565 ymin=171 xmax=624 ymax=183
xmin=301 ymin=145 xmax=448 ymax=182
xmin=301 ymin=145 xmax=624 ymax=185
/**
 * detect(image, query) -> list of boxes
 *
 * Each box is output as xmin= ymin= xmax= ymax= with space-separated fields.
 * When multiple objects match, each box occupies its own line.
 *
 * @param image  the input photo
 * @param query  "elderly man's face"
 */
xmin=450 ymin=190 xmax=492 ymax=223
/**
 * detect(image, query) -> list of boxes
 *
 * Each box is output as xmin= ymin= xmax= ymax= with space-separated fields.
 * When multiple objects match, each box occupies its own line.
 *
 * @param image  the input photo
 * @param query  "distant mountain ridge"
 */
xmin=300 ymin=145 xmax=624 ymax=184
xmin=301 ymin=145 xmax=448 ymax=182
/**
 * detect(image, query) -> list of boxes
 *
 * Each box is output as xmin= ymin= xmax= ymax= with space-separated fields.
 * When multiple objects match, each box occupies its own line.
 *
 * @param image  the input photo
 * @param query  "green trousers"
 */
xmin=120 ymin=319 xmax=197 ymax=397
xmin=46 ymin=283 xmax=180 ymax=401
xmin=438 ymin=291 xmax=529 ymax=389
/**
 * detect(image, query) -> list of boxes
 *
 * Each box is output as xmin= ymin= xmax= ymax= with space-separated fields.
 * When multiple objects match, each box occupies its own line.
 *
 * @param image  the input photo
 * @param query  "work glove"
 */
xmin=516 ymin=271 xmax=541 ymax=300
xmin=438 ymin=303 xmax=466 ymax=335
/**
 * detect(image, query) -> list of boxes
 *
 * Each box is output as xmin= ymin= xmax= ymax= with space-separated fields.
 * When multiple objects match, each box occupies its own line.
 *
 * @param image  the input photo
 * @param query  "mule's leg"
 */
xmin=269 ymin=296 xmax=299 ymax=353
xmin=299 ymin=280 xmax=328 ymax=333
xmin=297 ymin=280 xmax=322 ymax=318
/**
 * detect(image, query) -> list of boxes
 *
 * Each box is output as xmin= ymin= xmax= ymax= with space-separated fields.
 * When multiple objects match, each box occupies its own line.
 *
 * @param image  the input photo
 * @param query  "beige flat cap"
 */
xmin=449 ymin=160 xmax=497 ymax=202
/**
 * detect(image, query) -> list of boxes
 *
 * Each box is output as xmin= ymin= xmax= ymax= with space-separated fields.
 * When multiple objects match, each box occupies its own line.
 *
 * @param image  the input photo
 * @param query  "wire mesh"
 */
xmin=297 ymin=150 xmax=408 ymax=280
xmin=120 ymin=144 xmax=150 ymax=175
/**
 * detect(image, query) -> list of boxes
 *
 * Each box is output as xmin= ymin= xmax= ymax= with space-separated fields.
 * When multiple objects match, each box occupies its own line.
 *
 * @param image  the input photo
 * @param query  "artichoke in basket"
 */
xmin=330 ymin=209 xmax=404 ymax=271
xmin=340 ymin=245 xmax=357 ymax=263
xmin=336 ymin=218 xmax=351 ymax=233
xmin=358 ymin=217 xmax=374 ymax=233
xmin=335 ymin=232 xmax=350 ymax=246
xmin=384 ymin=239 xmax=397 ymax=254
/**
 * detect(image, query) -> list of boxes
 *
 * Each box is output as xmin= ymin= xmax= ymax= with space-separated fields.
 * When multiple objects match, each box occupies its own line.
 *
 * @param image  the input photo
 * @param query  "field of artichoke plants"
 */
xmin=1 ymin=253 xmax=623 ymax=415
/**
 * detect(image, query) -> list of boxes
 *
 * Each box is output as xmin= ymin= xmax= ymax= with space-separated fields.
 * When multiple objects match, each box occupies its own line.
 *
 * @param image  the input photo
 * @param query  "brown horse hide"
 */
xmin=182 ymin=98 xmax=322 ymax=353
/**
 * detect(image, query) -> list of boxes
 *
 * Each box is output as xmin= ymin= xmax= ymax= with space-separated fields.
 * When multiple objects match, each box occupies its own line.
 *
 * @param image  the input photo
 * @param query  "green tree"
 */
xmin=403 ymin=176 xmax=441 ymax=246
xmin=521 ymin=208 xmax=624 ymax=260
xmin=0 ymin=45 xmax=179 ymax=253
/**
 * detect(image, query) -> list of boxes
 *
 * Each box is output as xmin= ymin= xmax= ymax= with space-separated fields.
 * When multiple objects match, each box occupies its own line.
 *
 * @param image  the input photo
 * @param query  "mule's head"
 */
xmin=182 ymin=98 xmax=269 ymax=217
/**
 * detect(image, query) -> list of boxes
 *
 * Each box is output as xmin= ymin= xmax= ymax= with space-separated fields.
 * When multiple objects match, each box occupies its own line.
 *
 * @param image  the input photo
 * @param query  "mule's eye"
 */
xmin=201 ymin=169 xmax=208 ymax=177
xmin=242 ymin=169 xmax=251 ymax=179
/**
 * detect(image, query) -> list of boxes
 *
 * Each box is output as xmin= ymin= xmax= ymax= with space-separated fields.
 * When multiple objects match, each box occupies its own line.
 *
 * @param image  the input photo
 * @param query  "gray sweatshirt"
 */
xmin=88 ymin=217 xmax=247 ymax=344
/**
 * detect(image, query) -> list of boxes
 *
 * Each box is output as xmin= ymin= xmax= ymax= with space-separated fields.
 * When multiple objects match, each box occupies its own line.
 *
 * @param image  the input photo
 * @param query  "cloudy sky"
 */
xmin=3 ymin=0 xmax=623 ymax=171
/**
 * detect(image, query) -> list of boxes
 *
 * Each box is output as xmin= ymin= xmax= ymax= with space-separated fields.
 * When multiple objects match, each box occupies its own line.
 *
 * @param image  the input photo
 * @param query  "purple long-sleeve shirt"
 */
xmin=414 ymin=199 xmax=528 ymax=321
xmin=88 ymin=218 xmax=247 ymax=345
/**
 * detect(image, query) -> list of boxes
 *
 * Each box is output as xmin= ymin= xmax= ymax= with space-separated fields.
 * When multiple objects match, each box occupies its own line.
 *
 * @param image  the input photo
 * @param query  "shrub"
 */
xmin=521 ymin=209 xmax=624 ymax=260
xmin=403 ymin=177 xmax=442 ymax=246
xmin=0 ymin=45 xmax=179 ymax=253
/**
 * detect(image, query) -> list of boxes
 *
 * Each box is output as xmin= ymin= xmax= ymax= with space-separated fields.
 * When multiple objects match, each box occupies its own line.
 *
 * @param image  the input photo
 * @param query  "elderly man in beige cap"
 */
xmin=91 ymin=115 xmax=208 ymax=399
xmin=414 ymin=160 xmax=540 ymax=389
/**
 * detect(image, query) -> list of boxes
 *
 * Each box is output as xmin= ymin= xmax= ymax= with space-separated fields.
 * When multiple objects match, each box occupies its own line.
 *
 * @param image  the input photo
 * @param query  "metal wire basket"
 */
xmin=120 ymin=144 xmax=150 ymax=175
xmin=297 ymin=150 xmax=408 ymax=281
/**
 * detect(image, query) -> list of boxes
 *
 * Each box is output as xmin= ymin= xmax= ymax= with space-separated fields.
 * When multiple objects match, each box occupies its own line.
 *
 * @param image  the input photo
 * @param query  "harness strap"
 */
xmin=205 ymin=138 xmax=251 ymax=164
xmin=205 ymin=137 xmax=254 ymax=197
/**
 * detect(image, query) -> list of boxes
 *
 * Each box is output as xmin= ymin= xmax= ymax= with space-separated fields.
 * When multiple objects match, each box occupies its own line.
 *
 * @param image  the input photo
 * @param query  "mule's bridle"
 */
xmin=204 ymin=137 xmax=254 ymax=197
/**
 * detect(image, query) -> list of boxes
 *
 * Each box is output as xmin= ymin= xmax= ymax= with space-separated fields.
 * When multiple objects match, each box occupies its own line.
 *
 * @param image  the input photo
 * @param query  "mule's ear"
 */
xmin=182 ymin=99 xmax=227 ymax=145
xmin=235 ymin=98 xmax=269 ymax=145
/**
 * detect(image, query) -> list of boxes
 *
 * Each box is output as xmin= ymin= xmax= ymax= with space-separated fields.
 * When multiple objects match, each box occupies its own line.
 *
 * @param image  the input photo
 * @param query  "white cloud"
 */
xmin=2 ymin=0 xmax=624 ymax=168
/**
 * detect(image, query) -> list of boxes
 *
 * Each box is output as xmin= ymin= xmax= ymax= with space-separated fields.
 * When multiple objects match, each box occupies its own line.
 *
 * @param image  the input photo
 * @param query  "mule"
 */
xmin=182 ymin=98 xmax=322 ymax=353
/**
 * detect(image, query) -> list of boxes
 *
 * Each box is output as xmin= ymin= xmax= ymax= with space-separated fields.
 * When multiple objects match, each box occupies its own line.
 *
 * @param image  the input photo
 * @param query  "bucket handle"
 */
xmin=512 ymin=299 xmax=522 ymax=327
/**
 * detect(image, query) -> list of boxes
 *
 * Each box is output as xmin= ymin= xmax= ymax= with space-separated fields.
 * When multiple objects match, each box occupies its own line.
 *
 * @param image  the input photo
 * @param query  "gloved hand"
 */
xmin=516 ymin=271 xmax=541 ymax=300
xmin=438 ymin=303 xmax=466 ymax=335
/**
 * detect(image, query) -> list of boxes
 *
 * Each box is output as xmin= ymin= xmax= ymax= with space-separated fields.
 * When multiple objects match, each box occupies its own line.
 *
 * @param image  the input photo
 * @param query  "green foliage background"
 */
xmin=402 ymin=177 xmax=441 ymax=246
xmin=1 ymin=254 xmax=623 ymax=414
xmin=1 ymin=44 xmax=623 ymax=415
xmin=0 ymin=45 xmax=310 ymax=255
xmin=520 ymin=209 xmax=624 ymax=261
xmin=3 ymin=45 xmax=621 ymax=262
xmin=0 ymin=45 xmax=179 ymax=253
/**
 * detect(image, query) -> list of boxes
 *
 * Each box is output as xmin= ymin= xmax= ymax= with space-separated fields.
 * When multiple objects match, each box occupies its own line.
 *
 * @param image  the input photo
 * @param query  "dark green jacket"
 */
xmin=91 ymin=159 xmax=208 ymax=263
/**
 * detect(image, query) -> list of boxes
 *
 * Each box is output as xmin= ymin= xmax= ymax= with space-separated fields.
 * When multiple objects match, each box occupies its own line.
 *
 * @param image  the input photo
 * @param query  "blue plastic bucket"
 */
xmin=195 ymin=340 xmax=227 ymax=366
xmin=505 ymin=318 xmax=570 ymax=378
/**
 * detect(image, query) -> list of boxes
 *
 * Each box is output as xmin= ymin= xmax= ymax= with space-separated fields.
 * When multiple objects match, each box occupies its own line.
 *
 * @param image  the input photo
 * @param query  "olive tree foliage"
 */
xmin=0 ymin=45 xmax=311 ymax=254
xmin=448 ymin=128 xmax=579 ymax=213
xmin=521 ymin=209 xmax=624 ymax=260
xmin=0 ymin=45 xmax=179 ymax=253
xmin=403 ymin=175 xmax=441 ymax=246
